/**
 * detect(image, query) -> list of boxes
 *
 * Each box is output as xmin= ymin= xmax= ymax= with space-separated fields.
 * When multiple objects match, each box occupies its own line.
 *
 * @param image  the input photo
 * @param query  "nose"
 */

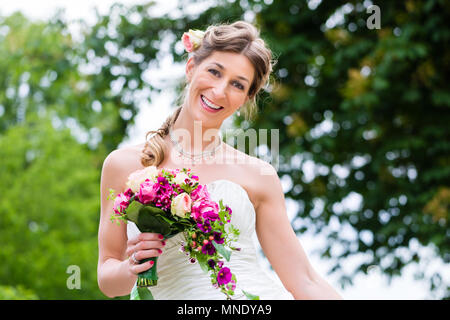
xmin=211 ymin=79 xmax=227 ymax=101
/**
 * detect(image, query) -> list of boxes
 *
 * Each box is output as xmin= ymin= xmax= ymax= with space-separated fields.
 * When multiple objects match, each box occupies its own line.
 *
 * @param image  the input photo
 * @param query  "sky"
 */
xmin=1 ymin=0 xmax=445 ymax=300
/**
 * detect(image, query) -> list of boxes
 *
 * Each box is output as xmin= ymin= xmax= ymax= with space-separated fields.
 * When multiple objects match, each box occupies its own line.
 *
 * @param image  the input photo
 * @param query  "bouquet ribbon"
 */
xmin=126 ymin=197 xmax=191 ymax=288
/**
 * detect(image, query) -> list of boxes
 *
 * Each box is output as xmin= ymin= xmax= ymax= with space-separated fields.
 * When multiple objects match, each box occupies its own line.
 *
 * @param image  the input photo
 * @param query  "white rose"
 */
xmin=143 ymin=166 xmax=159 ymax=182
xmin=188 ymin=29 xmax=205 ymax=49
xmin=171 ymin=193 xmax=192 ymax=218
xmin=173 ymin=172 xmax=190 ymax=186
xmin=126 ymin=166 xmax=158 ymax=193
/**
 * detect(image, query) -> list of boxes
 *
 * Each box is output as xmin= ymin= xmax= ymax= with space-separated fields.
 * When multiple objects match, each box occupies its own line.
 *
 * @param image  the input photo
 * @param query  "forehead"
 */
xmin=200 ymin=51 xmax=254 ymax=81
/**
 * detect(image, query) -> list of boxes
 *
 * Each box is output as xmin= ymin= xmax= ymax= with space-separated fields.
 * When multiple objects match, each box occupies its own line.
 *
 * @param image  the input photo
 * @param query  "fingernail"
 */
xmin=149 ymin=260 xmax=154 ymax=266
xmin=158 ymin=234 xmax=164 ymax=239
xmin=157 ymin=249 xmax=163 ymax=254
xmin=162 ymin=241 xmax=166 ymax=246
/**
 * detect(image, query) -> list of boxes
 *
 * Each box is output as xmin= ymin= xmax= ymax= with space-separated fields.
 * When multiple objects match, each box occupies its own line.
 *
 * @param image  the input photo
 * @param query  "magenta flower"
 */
xmin=138 ymin=180 xmax=157 ymax=204
xmin=207 ymin=259 xmax=216 ymax=269
xmin=213 ymin=231 xmax=224 ymax=244
xmin=124 ymin=188 xmax=134 ymax=198
xmin=190 ymin=184 xmax=210 ymax=202
xmin=197 ymin=220 xmax=212 ymax=233
xmin=203 ymin=209 xmax=219 ymax=222
xmin=150 ymin=176 xmax=177 ymax=211
xmin=113 ymin=193 xmax=130 ymax=215
xmin=191 ymin=199 xmax=218 ymax=222
xmin=201 ymin=241 xmax=216 ymax=255
xmin=217 ymin=267 xmax=232 ymax=285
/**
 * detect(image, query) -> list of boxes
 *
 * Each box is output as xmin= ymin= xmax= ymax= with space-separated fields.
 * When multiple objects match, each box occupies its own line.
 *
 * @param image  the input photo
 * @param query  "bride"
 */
xmin=97 ymin=21 xmax=342 ymax=300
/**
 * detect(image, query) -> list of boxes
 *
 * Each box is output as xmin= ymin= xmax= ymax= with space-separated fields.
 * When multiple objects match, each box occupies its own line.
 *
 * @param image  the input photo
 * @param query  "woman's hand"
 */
xmin=125 ymin=232 xmax=166 ymax=275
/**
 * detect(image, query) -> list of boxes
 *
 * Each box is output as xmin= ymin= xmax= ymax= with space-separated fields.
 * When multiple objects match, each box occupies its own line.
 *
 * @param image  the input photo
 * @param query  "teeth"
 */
xmin=201 ymin=95 xmax=222 ymax=110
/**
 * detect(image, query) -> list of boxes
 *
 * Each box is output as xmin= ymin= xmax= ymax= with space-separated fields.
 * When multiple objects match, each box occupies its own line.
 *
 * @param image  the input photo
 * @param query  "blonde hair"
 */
xmin=141 ymin=21 xmax=274 ymax=167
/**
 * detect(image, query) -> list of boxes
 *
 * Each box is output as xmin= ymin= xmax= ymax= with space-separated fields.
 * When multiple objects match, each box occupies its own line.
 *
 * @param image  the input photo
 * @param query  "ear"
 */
xmin=185 ymin=56 xmax=196 ymax=83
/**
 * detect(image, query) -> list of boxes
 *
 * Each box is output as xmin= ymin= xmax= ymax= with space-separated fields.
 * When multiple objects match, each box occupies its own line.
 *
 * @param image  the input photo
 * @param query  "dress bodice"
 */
xmin=127 ymin=179 xmax=294 ymax=300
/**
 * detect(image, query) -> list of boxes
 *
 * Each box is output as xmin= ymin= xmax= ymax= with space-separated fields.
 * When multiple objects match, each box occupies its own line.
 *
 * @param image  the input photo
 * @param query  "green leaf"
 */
xmin=242 ymin=290 xmax=260 ymax=300
xmin=126 ymin=203 xmax=173 ymax=235
xmin=212 ymin=241 xmax=231 ymax=261
xmin=125 ymin=201 xmax=144 ymax=224
xmin=130 ymin=284 xmax=154 ymax=300
xmin=158 ymin=214 xmax=175 ymax=225
xmin=137 ymin=212 xmax=171 ymax=235
xmin=197 ymin=258 xmax=210 ymax=273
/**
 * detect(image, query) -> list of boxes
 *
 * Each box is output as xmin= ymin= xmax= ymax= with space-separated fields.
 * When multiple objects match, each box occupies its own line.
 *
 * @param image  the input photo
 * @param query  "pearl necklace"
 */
xmin=169 ymin=128 xmax=223 ymax=164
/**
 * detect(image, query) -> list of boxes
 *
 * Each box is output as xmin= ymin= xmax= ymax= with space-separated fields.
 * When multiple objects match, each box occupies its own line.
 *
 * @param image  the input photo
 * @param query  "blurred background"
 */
xmin=0 ymin=0 xmax=448 ymax=300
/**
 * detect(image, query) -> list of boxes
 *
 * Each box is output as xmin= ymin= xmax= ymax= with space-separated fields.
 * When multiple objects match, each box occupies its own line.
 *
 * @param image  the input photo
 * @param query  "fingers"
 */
xmin=127 ymin=239 xmax=165 ymax=275
xmin=133 ymin=247 xmax=163 ymax=261
xmin=125 ymin=233 xmax=166 ymax=277
xmin=129 ymin=259 xmax=155 ymax=275
xmin=125 ymin=239 xmax=166 ymax=258
xmin=127 ymin=233 xmax=164 ymax=246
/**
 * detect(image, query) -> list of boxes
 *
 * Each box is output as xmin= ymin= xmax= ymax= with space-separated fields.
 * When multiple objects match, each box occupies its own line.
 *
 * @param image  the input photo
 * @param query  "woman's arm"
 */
xmin=97 ymin=150 xmax=137 ymax=298
xmin=254 ymin=162 xmax=343 ymax=300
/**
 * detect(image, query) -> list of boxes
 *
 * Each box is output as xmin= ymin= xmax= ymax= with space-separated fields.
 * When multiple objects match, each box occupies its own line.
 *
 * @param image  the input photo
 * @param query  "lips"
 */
xmin=200 ymin=95 xmax=224 ymax=112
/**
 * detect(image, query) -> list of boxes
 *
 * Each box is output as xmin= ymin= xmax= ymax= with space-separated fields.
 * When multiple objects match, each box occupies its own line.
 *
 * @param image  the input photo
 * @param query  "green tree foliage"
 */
xmin=0 ymin=114 xmax=103 ymax=299
xmin=0 ymin=11 xmax=131 ymax=153
xmin=0 ymin=285 xmax=38 ymax=300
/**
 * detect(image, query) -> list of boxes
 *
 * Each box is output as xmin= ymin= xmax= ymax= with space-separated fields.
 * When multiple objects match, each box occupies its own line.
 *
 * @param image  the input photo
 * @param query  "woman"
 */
xmin=98 ymin=21 xmax=342 ymax=300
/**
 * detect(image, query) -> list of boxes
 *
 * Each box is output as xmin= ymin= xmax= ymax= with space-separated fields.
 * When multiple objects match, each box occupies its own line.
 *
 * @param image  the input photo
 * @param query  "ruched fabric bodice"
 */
xmin=127 ymin=179 xmax=294 ymax=300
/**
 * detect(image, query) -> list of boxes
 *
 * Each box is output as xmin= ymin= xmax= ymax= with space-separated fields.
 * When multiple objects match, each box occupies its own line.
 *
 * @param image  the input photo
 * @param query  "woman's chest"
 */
xmin=159 ymin=159 xmax=261 ymax=210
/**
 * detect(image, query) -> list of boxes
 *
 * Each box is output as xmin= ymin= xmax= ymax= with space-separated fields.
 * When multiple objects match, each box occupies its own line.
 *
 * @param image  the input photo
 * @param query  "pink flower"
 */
xmin=227 ymin=279 xmax=236 ymax=291
xmin=182 ymin=33 xmax=194 ymax=53
xmin=138 ymin=180 xmax=157 ymax=204
xmin=181 ymin=29 xmax=205 ymax=53
xmin=190 ymin=184 xmax=211 ymax=202
xmin=191 ymin=199 xmax=218 ymax=221
xmin=124 ymin=188 xmax=134 ymax=198
xmin=150 ymin=176 xmax=177 ymax=211
xmin=113 ymin=193 xmax=129 ymax=215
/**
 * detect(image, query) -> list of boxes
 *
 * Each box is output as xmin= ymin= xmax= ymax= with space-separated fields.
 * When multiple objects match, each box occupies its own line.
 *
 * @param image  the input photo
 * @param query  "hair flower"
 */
xmin=182 ymin=29 xmax=205 ymax=52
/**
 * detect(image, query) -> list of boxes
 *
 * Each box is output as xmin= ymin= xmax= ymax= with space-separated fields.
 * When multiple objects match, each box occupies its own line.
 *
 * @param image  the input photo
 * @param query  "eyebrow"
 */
xmin=211 ymin=62 xmax=250 ymax=83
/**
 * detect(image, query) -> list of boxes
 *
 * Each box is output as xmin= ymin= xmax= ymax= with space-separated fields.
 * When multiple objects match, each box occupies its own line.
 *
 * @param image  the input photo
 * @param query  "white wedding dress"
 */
xmin=127 ymin=179 xmax=294 ymax=300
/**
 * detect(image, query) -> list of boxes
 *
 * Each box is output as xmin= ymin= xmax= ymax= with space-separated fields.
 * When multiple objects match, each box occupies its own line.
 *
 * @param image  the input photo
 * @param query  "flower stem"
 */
xmin=136 ymin=256 xmax=158 ymax=287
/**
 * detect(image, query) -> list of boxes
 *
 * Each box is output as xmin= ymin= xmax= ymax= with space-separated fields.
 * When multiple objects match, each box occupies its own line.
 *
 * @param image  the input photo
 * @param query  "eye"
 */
xmin=232 ymin=81 xmax=245 ymax=90
xmin=208 ymin=68 xmax=220 ymax=77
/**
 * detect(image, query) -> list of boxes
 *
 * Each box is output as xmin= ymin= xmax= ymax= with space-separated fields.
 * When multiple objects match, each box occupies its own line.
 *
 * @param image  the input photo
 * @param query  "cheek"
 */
xmin=232 ymin=92 xmax=248 ymax=107
xmin=190 ymin=74 xmax=209 ymax=91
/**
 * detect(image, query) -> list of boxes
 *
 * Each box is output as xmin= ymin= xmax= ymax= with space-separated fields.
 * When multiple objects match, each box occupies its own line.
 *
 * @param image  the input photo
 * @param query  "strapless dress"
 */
xmin=127 ymin=179 xmax=294 ymax=300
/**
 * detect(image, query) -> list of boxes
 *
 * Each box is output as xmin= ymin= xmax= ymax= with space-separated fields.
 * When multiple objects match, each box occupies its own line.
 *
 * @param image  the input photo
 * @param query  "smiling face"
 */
xmin=185 ymin=51 xmax=255 ymax=126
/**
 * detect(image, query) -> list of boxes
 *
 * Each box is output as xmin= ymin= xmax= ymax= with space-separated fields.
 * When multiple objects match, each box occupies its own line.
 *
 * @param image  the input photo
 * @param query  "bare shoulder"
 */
xmin=245 ymin=158 xmax=286 ymax=220
xmin=102 ymin=144 xmax=142 ymax=171
xmin=248 ymin=157 xmax=282 ymax=201
xmin=101 ymin=143 xmax=146 ymax=193
xmin=225 ymin=144 xmax=280 ymax=209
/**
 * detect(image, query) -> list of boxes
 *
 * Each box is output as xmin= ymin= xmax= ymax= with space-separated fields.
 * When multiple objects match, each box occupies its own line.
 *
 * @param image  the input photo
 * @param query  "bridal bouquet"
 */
xmin=108 ymin=166 xmax=257 ymax=300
